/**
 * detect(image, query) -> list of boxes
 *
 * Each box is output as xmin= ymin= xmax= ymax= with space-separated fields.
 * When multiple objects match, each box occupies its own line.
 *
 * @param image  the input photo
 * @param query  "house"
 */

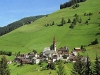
xmin=58 ymin=47 xmax=69 ymax=55
xmin=52 ymin=55 xmax=58 ymax=62
xmin=72 ymin=51 xmax=78 ymax=56
xmin=21 ymin=58 xmax=31 ymax=64
xmin=57 ymin=46 xmax=69 ymax=59
xmin=14 ymin=57 xmax=31 ymax=64
xmin=73 ymin=47 xmax=81 ymax=52
xmin=7 ymin=60 xmax=12 ymax=64
xmin=68 ymin=54 xmax=76 ymax=63
xmin=40 ymin=55 xmax=48 ymax=61
xmin=32 ymin=57 xmax=40 ymax=64
xmin=21 ymin=54 xmax=29 ymax=59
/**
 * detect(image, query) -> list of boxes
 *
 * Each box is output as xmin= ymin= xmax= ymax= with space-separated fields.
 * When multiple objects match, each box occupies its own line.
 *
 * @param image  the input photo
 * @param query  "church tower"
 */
xmin=53 ymin=37 xmax=56 ymax=51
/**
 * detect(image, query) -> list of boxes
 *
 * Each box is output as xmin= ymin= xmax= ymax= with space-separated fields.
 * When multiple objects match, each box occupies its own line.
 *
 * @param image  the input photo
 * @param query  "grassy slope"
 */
xmin=0 ymin=0 xmax=100 ymax=75
xmin=0 ymin=0 xmax=100 ymax=53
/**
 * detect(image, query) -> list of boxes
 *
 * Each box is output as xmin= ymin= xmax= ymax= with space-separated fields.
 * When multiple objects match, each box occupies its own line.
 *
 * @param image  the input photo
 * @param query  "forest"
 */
xmin=0 ymin=15 xmax=45 ymax=36
xmin=60 ymin=0 xmax=86 ymax=9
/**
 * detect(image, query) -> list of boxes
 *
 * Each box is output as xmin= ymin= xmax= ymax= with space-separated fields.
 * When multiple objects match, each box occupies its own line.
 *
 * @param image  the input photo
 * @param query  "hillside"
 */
xmin=0 ymin=15 xmax=45 ymax=36
xmin=0 ymin=0 xmax=100 ymax=58
xmin=0 ymin=0 xmax=100 ymax=75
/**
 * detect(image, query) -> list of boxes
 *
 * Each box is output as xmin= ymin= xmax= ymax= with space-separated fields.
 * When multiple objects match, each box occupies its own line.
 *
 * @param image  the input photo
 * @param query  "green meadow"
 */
xmin=0 ymin=0 xmax=100 ymax=75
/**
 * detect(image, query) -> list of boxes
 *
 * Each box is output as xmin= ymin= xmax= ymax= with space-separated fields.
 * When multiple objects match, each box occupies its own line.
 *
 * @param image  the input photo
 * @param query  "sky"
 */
xmin=0 ymin=0 xmax=69 ymax=27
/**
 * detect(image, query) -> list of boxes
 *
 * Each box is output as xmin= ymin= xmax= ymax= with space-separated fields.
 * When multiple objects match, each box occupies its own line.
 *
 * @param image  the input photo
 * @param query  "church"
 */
xmin=50 ymin=37 xmax=56 ymax=51
xmin=43 ymin=37 xmax=59 ymax=61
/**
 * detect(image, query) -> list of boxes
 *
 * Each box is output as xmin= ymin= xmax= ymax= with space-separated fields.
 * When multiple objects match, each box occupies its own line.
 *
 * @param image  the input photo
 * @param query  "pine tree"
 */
xmin=73 ymin=18 xmax=77 ymax=25
xmin=0 ymin=56 xmax=10 ymax=75
xmin=57 ymin=60 xmax=66 ymax=75
xmin=93 ymin=54 xmax=100 ymax=75
xmin=71 ymin=54 xmax=85 ymax=75
xmin=85 ymin=20 xmax=88 ymax=25
xmin=79 ymin=17 xmax=82 ymax=23
xmin=61 ymin=17 xmax=66 ymax=26
xmin=69 ymin=23 xmax=74 ymax=29
xmin=60 ymin=4 xmax=63 ymax=9
xmin=52 ymin=21 xmax=55 ymax=25
xmin=67 ymin=18 xmax=71 ymax=23
xmin=84 ymin=56 xmax=92 ymax=75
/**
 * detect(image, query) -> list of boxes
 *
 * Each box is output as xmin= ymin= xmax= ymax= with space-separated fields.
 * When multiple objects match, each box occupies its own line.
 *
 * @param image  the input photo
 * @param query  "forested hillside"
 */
xmin=60 ymin=0 xmax=86 ymax=9
xmin=0 ymin=15 xmax=45 ymax=36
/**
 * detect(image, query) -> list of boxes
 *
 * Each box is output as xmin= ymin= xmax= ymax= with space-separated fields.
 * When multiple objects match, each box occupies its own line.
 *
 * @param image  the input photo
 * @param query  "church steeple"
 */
xmin=53 ymin=37 xmax=56 ymax=51
xmin=53 ymin=37 xmax=56 ymax=44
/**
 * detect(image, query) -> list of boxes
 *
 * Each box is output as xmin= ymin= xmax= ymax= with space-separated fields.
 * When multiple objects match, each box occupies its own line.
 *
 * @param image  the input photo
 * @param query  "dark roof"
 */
xmin=43 ymin=50 xmax=57 ymax=55
xmin=58 ymin=47 xmax=68 ymax=51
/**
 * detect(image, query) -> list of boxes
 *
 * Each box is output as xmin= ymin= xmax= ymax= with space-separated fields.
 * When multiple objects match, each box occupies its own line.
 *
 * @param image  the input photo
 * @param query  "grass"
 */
xmin=0 ymin=0 xmax=100 ymax=75
xmin=9 ymin=63 xmax=57 ymax=75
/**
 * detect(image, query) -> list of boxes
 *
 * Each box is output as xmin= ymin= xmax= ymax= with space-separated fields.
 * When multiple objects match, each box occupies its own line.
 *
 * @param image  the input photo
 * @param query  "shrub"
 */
xmin=85 ymin=20 xmax=88 ymax=25
xmin=69 ymin=23 xmax=74 ymax=29
xmin=67 ymin=18 xmax=71 ymax=23
xmin=89 ymin=39 xmax=99 ymax=45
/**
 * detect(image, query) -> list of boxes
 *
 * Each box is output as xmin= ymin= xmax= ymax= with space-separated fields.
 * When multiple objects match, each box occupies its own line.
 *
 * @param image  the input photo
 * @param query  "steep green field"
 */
xmin=0 ymin=0 xmax=100 ymax=54
xmin=0 ymin=0 xmax=100 ymax=75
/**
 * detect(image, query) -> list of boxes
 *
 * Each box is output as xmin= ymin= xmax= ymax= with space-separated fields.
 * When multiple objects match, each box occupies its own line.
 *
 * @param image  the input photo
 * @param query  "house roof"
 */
xmin=58 ymin=47 xmax=69 ymax=55
xmin=21 ymin=58 xmax=30 ymax=62
xmin=58 ymin=47 xmax=68 ymax=51
xmin=74 ymin=47 xmax=81 ymax=50
xmin=52 ymin=55 xmax=57 ymax=59
xmin=43 ymin=47 xmax=50 ymax=52
xmin=43 ymin=50 xmax=57 ymax=55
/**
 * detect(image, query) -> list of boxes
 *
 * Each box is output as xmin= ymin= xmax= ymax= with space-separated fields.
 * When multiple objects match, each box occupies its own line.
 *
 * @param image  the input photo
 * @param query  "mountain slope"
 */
xmin=0 ymin=0 xmax=100 ymax=56
xmin=0 ymin=0 xmax=100 ymax=75
xmin=0 ymin=15 xmax=45 ymax=36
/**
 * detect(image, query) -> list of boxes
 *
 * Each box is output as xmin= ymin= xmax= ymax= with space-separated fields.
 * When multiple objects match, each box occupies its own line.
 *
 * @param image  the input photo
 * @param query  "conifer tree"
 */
xmin=71 ymin=54 xmax=85 ymax=75
xmin=57 ymin=60 xmax=66 ymax=75
xmin=93 ymin=54 xmax=100 ymax=75
xmin=69 ymin=23 xmax=74 ymax=29
xmin=73 ymin=18 xmax=77 ymax=25
xmin=52 ymin=21 xmax=55 ymax=25
xmin=67 ymin=18 xmax=71 ymax=23
xmin=0 ymin=56 xmax=10 ymax=75
xmin=84 ymin=56 xmax=92 ymax=75
xmin=85 ymin=20 xmax=88 ymax=25
xmin=79 ymin=17 xmax=82 ymax=23
xmin=61 ymin=17 xmax=66 ymax=26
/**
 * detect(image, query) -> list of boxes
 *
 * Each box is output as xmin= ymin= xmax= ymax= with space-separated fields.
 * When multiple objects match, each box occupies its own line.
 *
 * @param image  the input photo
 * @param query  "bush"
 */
xmin=85 ymin=20 xmax=88 ymax=25
xmin=88 ymin=17 xmax=91 ymax=20
xmin=69 ymin=23 xmax=74 ymax=29
xmin=47 ymin=63 xmax=56 ymax=70
xmin=89 ymin=39 xmax=99 ymax=45
xmin=84 ymin=13 xmax=87 ymax=16
xmin=62 ymin=55 xmax=68 ymax=59
xmin=0 ymin=51 xmax=12 ymax=56
xmin=67 ymin=18 xmax=71 ymax=23
xmin=74 ymin=14 xmax=78 ymax=17
xmin=72 ymin=18 xmax=77 ymax=25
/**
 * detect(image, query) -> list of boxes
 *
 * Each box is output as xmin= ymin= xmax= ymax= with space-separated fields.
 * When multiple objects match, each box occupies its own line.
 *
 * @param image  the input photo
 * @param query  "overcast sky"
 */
xmin=0 ymin=0 xmax=69 ymax=27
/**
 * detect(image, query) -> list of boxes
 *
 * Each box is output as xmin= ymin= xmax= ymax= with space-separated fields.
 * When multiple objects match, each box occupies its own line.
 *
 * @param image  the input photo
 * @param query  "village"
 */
xmin=8 ymin=37 xmax=87 ymax=68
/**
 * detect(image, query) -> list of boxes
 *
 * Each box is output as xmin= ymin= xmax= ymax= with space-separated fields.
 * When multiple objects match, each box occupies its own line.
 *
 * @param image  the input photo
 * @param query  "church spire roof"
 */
xmin=53 ymin=36 xmax=56 ymax=44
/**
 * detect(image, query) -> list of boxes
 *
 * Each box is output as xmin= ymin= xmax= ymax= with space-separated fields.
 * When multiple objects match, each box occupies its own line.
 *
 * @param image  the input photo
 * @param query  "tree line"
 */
xmin=71 ymin=54 xmax=100 ymax=75
xmin=0 ymin=51 xmax=12 ymax=56
xmin=60 ymin=0 xmax=86 ymax=9
xmin=0 ymin=15 xmax=45 ymax=36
